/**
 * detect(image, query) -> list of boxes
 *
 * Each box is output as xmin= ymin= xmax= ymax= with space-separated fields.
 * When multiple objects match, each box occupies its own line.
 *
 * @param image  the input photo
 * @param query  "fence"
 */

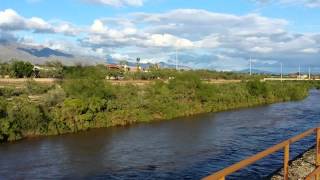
xmin=203 ymin=128 xmax=320 ymax=180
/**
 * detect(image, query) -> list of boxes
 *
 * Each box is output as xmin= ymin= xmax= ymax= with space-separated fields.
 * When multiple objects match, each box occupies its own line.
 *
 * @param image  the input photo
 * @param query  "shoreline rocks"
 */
xmin=271 ymin=147 xmax=316 ymax=180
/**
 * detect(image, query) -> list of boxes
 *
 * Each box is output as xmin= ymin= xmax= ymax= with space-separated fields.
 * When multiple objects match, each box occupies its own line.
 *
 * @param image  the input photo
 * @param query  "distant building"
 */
xmin=299 ymin=75 xmax=308 ymax=80
xmin=128 ymin=66 xmax=146 ymax=72
xmin=288 ymin=72 xmax=308 ymax=79
xmin=106 ymin=64 xmax=122 ymax=70
xmin=107 ymin=64 xmax=148 ymax=72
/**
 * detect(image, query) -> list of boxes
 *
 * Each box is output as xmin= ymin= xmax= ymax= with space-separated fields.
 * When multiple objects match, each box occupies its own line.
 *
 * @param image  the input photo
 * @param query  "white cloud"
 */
xmin=0 ymin=9 xmax=79 ymax=35
xmin=253 ymin=0 xmax=320 ymax=8
xmin=251 ymin=47 xmax=273 ymax=53
xmin=145 ymin=34 xmax=194 ymax=49
xmin=283 ymin=0 xmax=320 ymax=7
xmin=0 ymin=9 xmax=25 ymax=31
xmin=301 ymin=48 xmax=319 ymax=53
xmin=28 ymin=17 xmax=52 ymax=32
xmin=110 ymin=53 xmax=129 ymax=60
xmin=91 ymin=20 xmax=105 ymax=33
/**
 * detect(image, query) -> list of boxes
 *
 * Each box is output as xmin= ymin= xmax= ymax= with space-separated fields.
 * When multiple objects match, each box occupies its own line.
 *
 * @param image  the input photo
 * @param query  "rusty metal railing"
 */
xmin=203 ymin=128 xmax=320 ymax=180
xmin=305 ymin=166 xmax=320 ymax=180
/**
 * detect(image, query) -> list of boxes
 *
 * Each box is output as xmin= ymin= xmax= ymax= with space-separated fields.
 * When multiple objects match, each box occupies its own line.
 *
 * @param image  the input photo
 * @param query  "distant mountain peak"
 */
xmin=17 ymin=47 xmax=74 ymax=58
xmin=0 ymin=42 xmax=105 ymax=65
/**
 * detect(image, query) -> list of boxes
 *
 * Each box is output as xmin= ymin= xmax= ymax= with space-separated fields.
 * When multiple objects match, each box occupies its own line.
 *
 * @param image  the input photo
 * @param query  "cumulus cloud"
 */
xmin=0 ymin=9 xmax=79 ymax=35
xmin=82 ymin=9 xmax=290 ymax=51
xmin=0 ymin=9 xmax=26 ymax=31
xmin=146 ymin=34 xmax=194 ymax=49
xmin=83 ymin=0 xmax=144 ymax=7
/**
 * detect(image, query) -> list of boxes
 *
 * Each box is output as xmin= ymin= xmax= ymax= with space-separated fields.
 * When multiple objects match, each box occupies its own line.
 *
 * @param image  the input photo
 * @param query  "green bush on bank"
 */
xmin=0 ymin=97 xmax=46 ymax=141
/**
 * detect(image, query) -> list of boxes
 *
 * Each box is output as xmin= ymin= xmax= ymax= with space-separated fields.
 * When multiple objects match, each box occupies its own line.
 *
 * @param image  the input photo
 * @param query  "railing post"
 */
xmin=284 ymin=143 xmax=290 ymax=180
xmin=317 ymin=128 xmax=320 ymax=166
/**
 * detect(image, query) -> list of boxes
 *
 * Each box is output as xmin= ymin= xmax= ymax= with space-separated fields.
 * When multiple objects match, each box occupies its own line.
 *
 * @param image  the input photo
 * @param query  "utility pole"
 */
xmin=249 ymin=57 xmax=252 ymax=76
xmin=309 ymin=66 xmax=311 ymax=80
xmin=175 ymin=49 xmax=178 ymax=70
xmin=281 ymin=63 xmax=283 ymax=82
xmin=298 ymin=64 xmax=301 ymax=80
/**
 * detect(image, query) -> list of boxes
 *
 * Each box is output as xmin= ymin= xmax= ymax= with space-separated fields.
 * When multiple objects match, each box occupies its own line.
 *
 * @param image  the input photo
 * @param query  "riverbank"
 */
xmin=0 ymin=73 xmax=315 ymax=143
xmin=271 ymin=146 xmax=316 ymax=179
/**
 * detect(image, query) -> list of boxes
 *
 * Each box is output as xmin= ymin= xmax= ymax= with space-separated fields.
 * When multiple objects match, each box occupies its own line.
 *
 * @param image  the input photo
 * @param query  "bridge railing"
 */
xmin=203 ymin=128 xmax=320 ymax=180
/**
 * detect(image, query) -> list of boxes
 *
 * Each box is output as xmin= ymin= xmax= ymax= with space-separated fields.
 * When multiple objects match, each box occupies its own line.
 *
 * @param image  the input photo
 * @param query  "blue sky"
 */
xmin=2 ymin=0 xmax=320 ymax=31
xmin=1 ymin=0 xmax=320 ymax=72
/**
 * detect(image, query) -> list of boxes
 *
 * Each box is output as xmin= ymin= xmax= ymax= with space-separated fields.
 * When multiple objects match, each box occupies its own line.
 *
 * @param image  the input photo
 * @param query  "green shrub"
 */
xmin=0 ymin=98 xmax=7 ymax=118
xmin=246 ymin=80 xmax=268 ymax=97
xmin=62 ymin=78 xmax=114 ymax=99
xmin=42 ymin=86 xmax=66 ymax=106
xmin=25 ymin=80 xmax=53 ymax=95
xmin=0 ymin=87 xmax=24 ymax=98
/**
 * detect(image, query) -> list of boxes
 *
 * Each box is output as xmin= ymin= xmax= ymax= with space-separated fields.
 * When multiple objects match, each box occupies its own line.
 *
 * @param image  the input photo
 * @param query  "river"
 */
xmin=0 ymin=90 xmax=320 ymax=180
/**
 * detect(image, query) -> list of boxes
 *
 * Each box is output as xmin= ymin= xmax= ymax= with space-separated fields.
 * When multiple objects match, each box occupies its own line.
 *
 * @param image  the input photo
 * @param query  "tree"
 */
xmin=0 ymin=98 xmax=7 ymax=118
xmin=44 ymin=61 xmax=64 ymax=78
xmin=10 ymin=60 xmax=34 ymax=78
xmin=0 ymin=63 xmax=10 ymax=77
xmin=136 ymin=57 xmax=141 ymax=72
xmin=119 ymin=60 xmax=129 ymax=72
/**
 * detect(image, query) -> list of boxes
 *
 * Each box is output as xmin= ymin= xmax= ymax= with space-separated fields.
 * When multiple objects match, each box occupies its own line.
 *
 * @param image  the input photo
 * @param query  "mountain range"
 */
xmin=0 ymin=42 xmax=105 ymax=65
xmin=0 ymin=42 xmax=190 ymax=69
xmin=0 ymin=42 xmax=277 ymax=73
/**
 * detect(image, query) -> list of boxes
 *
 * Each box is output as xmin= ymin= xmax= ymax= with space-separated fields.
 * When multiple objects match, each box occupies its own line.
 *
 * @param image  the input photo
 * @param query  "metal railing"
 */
xmin=203 ymin=128 xmax=320 ymax=180
xmin=306 ymin=166 xmax=320 ymax=180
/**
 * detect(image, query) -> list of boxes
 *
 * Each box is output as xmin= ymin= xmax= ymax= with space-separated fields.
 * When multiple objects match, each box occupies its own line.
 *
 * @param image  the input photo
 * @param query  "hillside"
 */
xmin=0 ymin=43 xmax=105 ymax=65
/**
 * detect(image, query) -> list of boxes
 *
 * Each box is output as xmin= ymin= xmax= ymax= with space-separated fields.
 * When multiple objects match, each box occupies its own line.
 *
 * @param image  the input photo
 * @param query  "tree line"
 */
xmin=0 ymin=60 xmax=65 ymax=78
xmin=1 ymin=59 xmax=267 ymax=80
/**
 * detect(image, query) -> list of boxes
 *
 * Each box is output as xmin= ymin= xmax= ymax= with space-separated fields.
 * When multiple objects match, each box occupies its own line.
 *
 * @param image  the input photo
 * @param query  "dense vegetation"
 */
xmin=0 ymin=64 xmax=317 ymax=143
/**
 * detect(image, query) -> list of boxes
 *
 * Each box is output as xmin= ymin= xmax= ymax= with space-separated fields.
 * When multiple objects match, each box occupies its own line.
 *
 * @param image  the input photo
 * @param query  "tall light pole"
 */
xmin=175 ymin=49 xmax=178 ymax=70
xmin=298 ymin=64 xmax=301 ymax=80
xmin=309 ymin=66 xmax=311 ymax=80
xmin=281 ymin=63 xmax=283 ymax=82
xmin=249 ymin=57 xmax=252 ymax=76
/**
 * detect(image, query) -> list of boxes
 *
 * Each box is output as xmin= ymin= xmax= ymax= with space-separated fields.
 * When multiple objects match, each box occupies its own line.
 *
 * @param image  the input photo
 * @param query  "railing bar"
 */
xmin=303 ymin=165 xmax=320 ymax=179
xmin=284 ymin=143 xmax=289 ymax=180
xmin=203 ymin=141 xmax=288 ymax=180
xmin=290 ymin=128 xmax=316 ymax=143
xmin=316 ymin=128 xmax=320 ymax=166
xmin=204 ymin=128 xmax=317 ymax=180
